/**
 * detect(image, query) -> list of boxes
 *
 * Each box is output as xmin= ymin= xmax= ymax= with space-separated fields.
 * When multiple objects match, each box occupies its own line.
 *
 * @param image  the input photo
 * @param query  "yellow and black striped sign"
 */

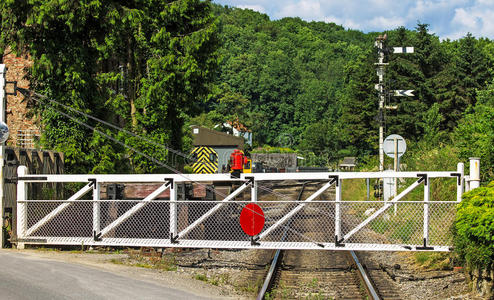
xmin=191 ymin=146 xmax=218 ymax=174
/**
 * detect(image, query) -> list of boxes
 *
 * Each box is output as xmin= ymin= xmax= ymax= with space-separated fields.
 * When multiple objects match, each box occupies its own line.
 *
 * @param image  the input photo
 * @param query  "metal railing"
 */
xmin=16 ymin=129 xmax=40 ymax=149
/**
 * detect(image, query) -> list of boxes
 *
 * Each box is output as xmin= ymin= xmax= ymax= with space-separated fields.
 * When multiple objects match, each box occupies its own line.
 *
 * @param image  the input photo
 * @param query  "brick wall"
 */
xmin=2 ymin=47 xmax=40 ymax=148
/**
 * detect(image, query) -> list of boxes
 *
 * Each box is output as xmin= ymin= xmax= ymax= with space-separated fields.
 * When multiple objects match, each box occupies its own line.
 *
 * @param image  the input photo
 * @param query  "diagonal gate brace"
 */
xmin=25 ymin=183 xmax=93 ymax=236
xmin=257 ymin=180 xmax=335 ymax=241
xmin=342 ymin=177 xmax=423 ymax=242
xmin=177 ymin=180 xmax=252 ymax=239
xmin=98 ymin=181 xmax=171 ymax=238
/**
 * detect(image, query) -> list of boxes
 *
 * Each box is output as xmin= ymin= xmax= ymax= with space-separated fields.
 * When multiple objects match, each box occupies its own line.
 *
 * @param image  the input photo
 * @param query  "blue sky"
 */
xmin=213 ymin=0 xmax=494 ymax=40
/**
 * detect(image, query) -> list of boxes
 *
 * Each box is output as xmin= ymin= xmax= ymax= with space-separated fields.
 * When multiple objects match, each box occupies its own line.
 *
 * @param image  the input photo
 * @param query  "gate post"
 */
xmin=92 ymin=180 xmax=100 ymax=240
xmin=469 ymin=157 xmax=480 ymax=190
xmin=457 ymin=163 xmax=464 ymax=201
xmin=422 ymin=175 xmax=429 ymax=247
xmin=16 ymin=166 xmax=28 ymax=249
xmin=251 ymin=180 xmax=257 ymax=202
xmin=169 ymin=180 xmax=177 ymax=241
xmin=335 ymin=178 xmax=342 ymax=244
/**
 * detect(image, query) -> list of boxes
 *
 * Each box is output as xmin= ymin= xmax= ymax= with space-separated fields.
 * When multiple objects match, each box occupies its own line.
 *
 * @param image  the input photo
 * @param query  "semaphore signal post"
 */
xmin=374 ymin=34 xmax=414 ymax=173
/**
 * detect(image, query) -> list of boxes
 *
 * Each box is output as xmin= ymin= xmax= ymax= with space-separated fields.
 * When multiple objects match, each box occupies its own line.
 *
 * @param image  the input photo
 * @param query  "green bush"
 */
xmin=454 ymin=181 xmax=494 ymax=270
xmin=251 ymin=146 xmax=296 ymax=154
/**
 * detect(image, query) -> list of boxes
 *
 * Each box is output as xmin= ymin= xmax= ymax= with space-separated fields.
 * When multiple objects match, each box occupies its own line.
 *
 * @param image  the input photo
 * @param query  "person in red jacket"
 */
xmin=229 ymin=149 xmax=245 ymax=178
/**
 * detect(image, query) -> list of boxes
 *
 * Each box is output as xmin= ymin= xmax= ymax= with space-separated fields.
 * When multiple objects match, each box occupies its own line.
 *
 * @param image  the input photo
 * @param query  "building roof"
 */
xmin=191 ymin=125 xmax=244 ymax=148
xmin=226 ymin=119 xmax=251 ymax=132
xmin=339 ymin=157 xmax=357 ymax=167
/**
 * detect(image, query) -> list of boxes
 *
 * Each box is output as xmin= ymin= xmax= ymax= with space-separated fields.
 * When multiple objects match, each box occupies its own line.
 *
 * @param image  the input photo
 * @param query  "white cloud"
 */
xmin=324 ymin=16 xmax=363 ymax=30
xmin=369 ymin=16 xmax=406 ymax=29
xmin=213 ymin=0 xmax=494 ymax=39
xmin=274 ymin=0 xmax=324 ymax=20
xmin=452 ymin=8 xmax=479 ymax=29
xmin=237 ymin=5 xmax=266 ymax=13
xmin=446 ymin=3 xmax=494 ymax=39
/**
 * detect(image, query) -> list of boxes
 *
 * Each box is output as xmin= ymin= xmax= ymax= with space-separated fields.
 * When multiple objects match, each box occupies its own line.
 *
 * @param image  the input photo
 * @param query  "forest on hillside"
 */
xmin=1 ymin=1 xmax=494 ymax=181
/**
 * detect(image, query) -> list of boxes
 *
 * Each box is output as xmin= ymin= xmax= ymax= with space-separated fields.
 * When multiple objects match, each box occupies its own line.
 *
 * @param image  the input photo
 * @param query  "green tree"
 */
xmin=454 ymin=83 xmax=494 ymax=182
xmin=456 ymin=33 xmax=491 ymax=106
xmin=339 ymin=50 xmax=377 ymax=156
xmin=0 ymin=0 xmax=220 ymax=173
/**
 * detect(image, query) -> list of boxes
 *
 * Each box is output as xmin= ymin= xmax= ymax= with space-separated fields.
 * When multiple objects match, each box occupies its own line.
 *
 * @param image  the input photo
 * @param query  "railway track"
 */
xmin=257 ymin=183 xmax=402 ymax=300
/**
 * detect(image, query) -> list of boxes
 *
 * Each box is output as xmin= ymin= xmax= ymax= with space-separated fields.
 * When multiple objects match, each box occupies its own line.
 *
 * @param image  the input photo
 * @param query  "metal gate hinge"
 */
xmin=335 ymin=236 xmax=345 ymax=247
xmin=417 ymin=173 xmax=428 ymax=185
xmin=17 ymin=176 xmax=48 ymax=181
xmin=245 ymin=177 xmax=254 ymax=185
xmin=450 ymin=173 xmax=462 ymax=185
xmin=4 ymin=178 xmax=17 ymax=184
xmin=93 ymin=231 xmax=102 ymax=241
xmin=170 ymin=233 xmax=179 ymax=244
xmin=165 ymin=178 xmax=174 ymax=188
xmin=88 ymin=178 xmax=97 ymax=188
xmin=416 ymin=238 xmax=434 ymax=250
xmin=329 ymin=175 xmax=339 ymax=186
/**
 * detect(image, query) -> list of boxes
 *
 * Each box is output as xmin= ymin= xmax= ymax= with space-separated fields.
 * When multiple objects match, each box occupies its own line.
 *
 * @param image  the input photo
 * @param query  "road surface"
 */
xmin=0 ymin=251 xmax=220 ymax=300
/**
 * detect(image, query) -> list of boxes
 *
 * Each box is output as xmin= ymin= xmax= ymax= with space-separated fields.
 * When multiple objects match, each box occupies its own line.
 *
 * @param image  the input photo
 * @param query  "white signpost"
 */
xmin=392 ymin=90 xmax=414 ymax=97
xmin=383 ymin=134 xmax=407 ymax=203
xmin=393 ymin=47 xmax=414 ymax=54
xmin=383 ymin=134 xmax=406 ymax=158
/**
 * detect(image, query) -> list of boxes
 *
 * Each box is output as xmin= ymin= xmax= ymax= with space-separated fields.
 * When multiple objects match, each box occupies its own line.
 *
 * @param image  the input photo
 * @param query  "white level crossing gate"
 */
xmin=16 ymin=164 xmax=465 ymax=251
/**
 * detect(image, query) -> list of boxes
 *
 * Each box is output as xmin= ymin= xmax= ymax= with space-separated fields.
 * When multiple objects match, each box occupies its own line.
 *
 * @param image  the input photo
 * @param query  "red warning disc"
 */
xmin=239 ymin=203 xmax=265 ymax=236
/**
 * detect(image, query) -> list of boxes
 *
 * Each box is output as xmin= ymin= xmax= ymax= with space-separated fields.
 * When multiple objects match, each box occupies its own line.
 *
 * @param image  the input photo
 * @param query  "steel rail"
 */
xmin=256 ymin=182 xmax=308 ymax=300
xmin=350 ymin=250 xmax=380 ymax=300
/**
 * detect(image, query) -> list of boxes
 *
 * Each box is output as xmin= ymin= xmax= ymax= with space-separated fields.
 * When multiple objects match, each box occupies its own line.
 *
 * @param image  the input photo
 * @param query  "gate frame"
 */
xmin=16 ymin=163 xmax=466 ymax=251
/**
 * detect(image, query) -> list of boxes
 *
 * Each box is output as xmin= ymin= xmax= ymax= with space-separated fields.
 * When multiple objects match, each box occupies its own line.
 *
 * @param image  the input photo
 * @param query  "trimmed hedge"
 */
xmin=454 ymin=181 xmax=494 ymax=270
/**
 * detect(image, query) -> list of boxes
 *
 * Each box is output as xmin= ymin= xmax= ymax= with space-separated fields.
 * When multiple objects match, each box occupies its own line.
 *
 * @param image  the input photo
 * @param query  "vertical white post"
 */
xmin=457 ymin=163 xmax=464 ymax=202
xmin=16 ymin=166 xmax=28 ymax=249
xmin=92 ymin=181 xmax=100 ymax=238
xmin=469 ymin=157 xmax=480 ymax=190
xmin=393 ymin=138 xmax=398 ymax=196
xmin=377 ymin=42 xmax=385 ymax=173
xmin=464 ymin=175 xmax=471 ymax=192
xmin=366 ymin=178 xmax=370 ymax=201
xmin=251 ymin=180 xmax=257 ymax=202
xmin=423 ymin=176 xmax=429 ymax=246
xmin=335 ymin=179 xmax=341 ymax=243
xmin=169 ymin=181 xmax=177 ymax=239
xmin=0 ymin=64 xmax=6 ymax=249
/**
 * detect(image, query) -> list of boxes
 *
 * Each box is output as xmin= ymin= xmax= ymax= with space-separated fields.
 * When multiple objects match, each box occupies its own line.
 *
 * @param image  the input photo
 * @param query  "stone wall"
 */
xmin=2 ymin=47 xmax=39 ymax=148
xmin=468 ymin=265 xmax=493 ymax=298
xmin=251 ymin=153 xmax=298 ymax=169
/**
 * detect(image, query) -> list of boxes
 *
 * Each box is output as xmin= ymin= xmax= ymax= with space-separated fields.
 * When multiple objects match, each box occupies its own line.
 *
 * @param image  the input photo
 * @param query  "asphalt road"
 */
xmin=0 ymin=251 xmax=215 ymax=300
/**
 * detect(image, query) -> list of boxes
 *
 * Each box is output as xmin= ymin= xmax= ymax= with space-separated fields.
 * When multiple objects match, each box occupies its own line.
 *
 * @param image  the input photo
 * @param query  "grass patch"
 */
xmin=391 ymin=219 xmax=420 ymax=243
xmin=342 ymin=179 xmax=368 ymax=201
xmin=194 ymin=273 xmax=230 ymax=287
xmin=109 ymin=258 xmax=124 ymax=265
xmin=108 ymin=251 xmax=178 ymax=271
xmin=235 ymin=278 xmax=263 ymax=294
xmin=414 ymin=252 xmax=451 ymax=270
xmin=195 ymin=273 xmax=208 ymax=282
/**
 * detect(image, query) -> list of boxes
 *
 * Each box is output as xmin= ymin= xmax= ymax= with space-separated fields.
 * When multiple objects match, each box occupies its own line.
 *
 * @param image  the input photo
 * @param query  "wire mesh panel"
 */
xmin=19 ymin=199 xmax=458 ymax=250
xmin=428 ymin=202 xmax=457 ymax=246
xmin=16 ymin=170 xmax=464 ymax=251
xmin=341 ymin=201 xmax=424 ymax=246
xmin=25 ymin=201 xmax=93 ymax=238
xmin=99 ymin=201 xmax=170 ymax=239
